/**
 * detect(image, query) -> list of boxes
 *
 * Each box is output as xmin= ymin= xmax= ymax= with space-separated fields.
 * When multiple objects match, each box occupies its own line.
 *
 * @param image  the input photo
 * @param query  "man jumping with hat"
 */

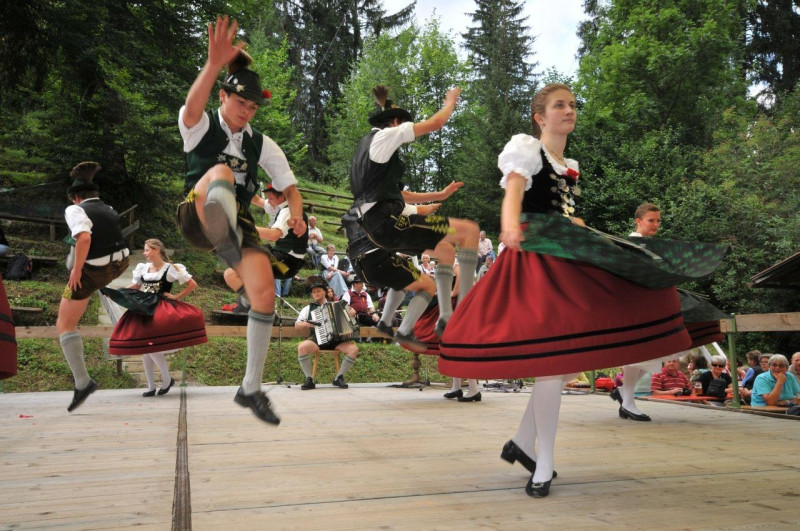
xmin=176 ymin=16 xmax=306 ymax=425
xmin=58 ymin=161 xmax=130 ymax=412
xmin=348 ymin=85 xmax=479 ymax=337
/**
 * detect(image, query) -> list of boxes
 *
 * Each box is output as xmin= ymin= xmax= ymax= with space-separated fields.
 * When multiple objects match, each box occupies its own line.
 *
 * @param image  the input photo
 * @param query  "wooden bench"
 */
xmin=303 ymin=201 xmax=348 ymax=215
xmin=10 ymin=306 xmax=44 ymax=325
xmin=312 ymin=350 xmax=340 ymax=380
xmin=297 ymin=187 xmax=353 ymax=203
xmin=0 ymin=255 xmax=60 ymax=268
xmin=322 ymin=220 xmax=345 ymax=234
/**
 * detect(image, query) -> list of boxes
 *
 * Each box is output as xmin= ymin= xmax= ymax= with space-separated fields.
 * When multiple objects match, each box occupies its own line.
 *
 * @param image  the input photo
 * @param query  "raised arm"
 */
xmin=402 ymin=181 xmax=464 ymax=204
xmin=183 ymin=16 xmax=244 ymax=129
xmin=412 ymin=87 xmax=461 ymax=137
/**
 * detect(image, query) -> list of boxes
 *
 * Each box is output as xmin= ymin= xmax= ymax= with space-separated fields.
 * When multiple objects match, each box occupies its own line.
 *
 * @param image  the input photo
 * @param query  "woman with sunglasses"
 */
xmin=696 ymin=355 xmax=732 ymax=401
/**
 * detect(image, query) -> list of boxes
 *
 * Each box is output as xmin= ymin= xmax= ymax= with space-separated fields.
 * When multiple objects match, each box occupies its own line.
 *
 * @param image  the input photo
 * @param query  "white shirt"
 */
xmin=360 ymin=122 xmax=417 ymax=214
xmin=307 ymin=225 xmax=323 ymax=244
xmin=65 ymin=198 xmax=130 ymax=266
xmin=132 ymin=262 xmax=192 ymax=286
xmin=498 ymin=135 xmax=579 ymax=191
xmin=272 ymin=202 xmax=305 ymax=259
xmin=178 ymin=107 xmax=298 ymax=192
xmin=320 ymin=254 xmax=339 ymax=270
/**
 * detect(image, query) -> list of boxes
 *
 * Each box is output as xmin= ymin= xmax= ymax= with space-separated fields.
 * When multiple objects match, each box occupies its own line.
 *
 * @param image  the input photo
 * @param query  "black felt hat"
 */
xmin=218 ymin=51 xmax=270 ymax=105
xmin=67 ymin=161 xmax=101 ymax=194
xmin=310 ymin=282 xmax=327 ymax=292
xmin=368 ymin=85 xmax=413 ymax=127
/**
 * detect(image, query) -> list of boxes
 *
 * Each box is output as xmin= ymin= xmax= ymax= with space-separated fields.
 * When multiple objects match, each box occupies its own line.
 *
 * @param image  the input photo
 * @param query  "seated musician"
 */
xmin=341 ymin=277 xmax=380 ymax=327
xmin=295 ymin=282 xmax=359 ymax=390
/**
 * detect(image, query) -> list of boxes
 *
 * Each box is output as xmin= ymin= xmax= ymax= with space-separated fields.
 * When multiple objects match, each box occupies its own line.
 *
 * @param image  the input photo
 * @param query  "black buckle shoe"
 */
xmin=301 ymin=377 xmax=316 ymax=390
xmin=394 ymin=330 xmax=427 ymax=350
xmin=157 ymin=378 xmax=175 ymax=396
xmin=443 ymin=389 xmax=463 ymax=399
xmin=375 ymin=321 xmax=394 ymax=339
xmin=525 ymin=475 xmax=552 ymax=498
xmin=203 ymin=200 xmax=242 ymax=267
xmin=332 ymin=375 xmax=349 ymax=389
xmin=500 ymin=440 xmax=557 ymax=478
xmin=457 ymin=391 xmax=482 ymax=402
xmin=610 ymin=387 xmax=623 ymax=404
xmin=234 ymin=387 xmax=280 ymax=425
xmin=433 ymin=318 xmax=447 ymax=338
xmin=619 ymin=406 xmax=651 ymax=422
xmin=142 ymin=389 xmax=156 ymax=397
xmin=68 ymin=379 xmax=98 ymax=412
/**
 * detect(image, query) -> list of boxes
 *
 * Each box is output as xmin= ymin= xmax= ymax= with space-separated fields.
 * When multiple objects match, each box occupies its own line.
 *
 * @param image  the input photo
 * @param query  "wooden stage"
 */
xmin=1 ymin=385 xmax=798 ymax=530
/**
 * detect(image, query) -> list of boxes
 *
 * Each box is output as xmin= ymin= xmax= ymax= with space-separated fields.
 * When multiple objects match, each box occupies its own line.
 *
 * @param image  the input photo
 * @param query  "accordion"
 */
xmin=310 ymin=301 xmax=360 ymax=345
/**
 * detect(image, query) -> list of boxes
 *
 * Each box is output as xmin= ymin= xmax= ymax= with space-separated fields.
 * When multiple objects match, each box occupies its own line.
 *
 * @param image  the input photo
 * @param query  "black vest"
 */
xmin=77 ymin=199 xmax=127 ymax=260
xmin=349 ymin=130 xmax=406 ymax=204
xmin=141 ymin=264 xmax=174 ymax=294
xmin=272 ymin=206 xmax=309 ymax=255
xmin=521 ymin=148 xmax=580 ymax=217
xmin=184 ymin=110 xmax=264 ymax=204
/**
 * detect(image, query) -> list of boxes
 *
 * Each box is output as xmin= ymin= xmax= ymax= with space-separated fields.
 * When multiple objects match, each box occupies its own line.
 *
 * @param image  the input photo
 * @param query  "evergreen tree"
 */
xmin=747 ymin=0 xmax=800 ymax=97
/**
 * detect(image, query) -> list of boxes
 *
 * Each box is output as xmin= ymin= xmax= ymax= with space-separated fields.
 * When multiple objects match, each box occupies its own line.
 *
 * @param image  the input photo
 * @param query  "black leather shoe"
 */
xmin=68 ymin=379 xmax=98 ymax=412
xmin=394 ymin=330 xmax=427 ymax=350
xmin=375 ymin=321 xmax=394 ymax=339
xmin=142 ymin=389 xmax=156 ymax=397
xmin=619 ymin=406 xmax=651 ymax=422
xmin=525 ymin=475 xmax=552 ymax=498
xmin=157 ymin=378 xmax=175 ymax=396
xmin=433 ymin=318 xmax=447 ymax=338
xmin=332 ymin=375 xmax=349 ymax=389
xmin=443 ymin=389 xmax=463 ymax=399
xmin=457 ymin=391 xmax=482 ymax=402
xmin=610 ymin=387 xmax=623 ymax=405
xmin=500 ymin=440 xmax=557 ymax=478
xmin=234 ymin=387 xmax=280 ymax=425
xmin=301 ymin=377 xmax=316 ymax=390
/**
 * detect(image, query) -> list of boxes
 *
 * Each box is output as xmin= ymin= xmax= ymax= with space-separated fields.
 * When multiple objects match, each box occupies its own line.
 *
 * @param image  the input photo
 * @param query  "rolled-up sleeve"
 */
xmin=64 ymin=205 xmax=93 ymax=237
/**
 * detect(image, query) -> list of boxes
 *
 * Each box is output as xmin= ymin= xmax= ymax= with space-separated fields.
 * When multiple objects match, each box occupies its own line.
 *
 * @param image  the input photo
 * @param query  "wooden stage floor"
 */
xmin=1 ymin=384 xmax=798 ymax=530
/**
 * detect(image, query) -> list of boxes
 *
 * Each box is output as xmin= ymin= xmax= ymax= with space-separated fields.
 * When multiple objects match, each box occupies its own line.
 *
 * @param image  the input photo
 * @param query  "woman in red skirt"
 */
xmin=102 ymin=239 xmax=206 ymax=396
xmin=439 ymin=84 xmax=727 ymax=498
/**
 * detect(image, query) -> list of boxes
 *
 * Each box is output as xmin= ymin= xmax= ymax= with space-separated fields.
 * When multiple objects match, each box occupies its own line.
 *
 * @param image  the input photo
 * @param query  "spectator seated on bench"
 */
xmin=751 ymin=354 xmax=800 ymax=408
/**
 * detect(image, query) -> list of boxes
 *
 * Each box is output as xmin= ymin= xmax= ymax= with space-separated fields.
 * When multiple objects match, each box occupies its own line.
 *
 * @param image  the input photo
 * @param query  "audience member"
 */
xmin=419 ymin=254 xmax=436 ymax=276
xmin=306 ymin=216 xmax=325 ymax=268
xmin=295 ymin=283 xmax=359 ymax=390
xmin=650 ymin=358 xmax=692 ymax=396
xmin=789 ymin=352 xmax=800 ymax=378
xmin=751 ymin=354 xmax=800 ymax=407
xmin=326 ymin=286 xmax=338 ymax=302
xmin=341 ymin=277 xmax=380 ymax=327
xmin=477 ymin=254 xmax=494 ymax=280
xmin=476 ymin=230 xmax=494 ymax=272
xmin=320 ymin=244 xmax=349 ymax=298
xmin=689 ymin=353 xmax=709 ymax=383
xmin=696 ymin=355 xmax=732 ymax=401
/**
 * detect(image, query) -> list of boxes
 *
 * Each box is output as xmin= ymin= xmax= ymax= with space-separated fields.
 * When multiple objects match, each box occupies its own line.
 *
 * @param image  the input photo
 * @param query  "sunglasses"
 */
xmin=711 ymin=363 xmax=726 ymax=368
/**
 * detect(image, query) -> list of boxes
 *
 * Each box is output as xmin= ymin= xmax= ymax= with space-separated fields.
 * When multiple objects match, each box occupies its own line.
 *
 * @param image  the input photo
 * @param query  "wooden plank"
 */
xmin=297 ymin=186 xmax=353 ymax=202
xmin=719 ymin=312 xmax=800 ymax=332
xmin=303 ymin=201 xmax=348 ymax=214
xmin=14 ymin=324 xmax=391 ymax=339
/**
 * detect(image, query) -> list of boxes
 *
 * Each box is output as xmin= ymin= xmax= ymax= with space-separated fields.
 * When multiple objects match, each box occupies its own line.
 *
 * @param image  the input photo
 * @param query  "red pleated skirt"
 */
xmin=686 ymin=321 xmax=724 ymax=348
xmin=0 ymin=274 xmax=17 ymax=380
xmin=398 ymin=296 xmax=458 ymax=355
xmin=109 ymin=298 xmax=207 ymax=355
xmin=439 ymin=250 xmax=691 ymax=379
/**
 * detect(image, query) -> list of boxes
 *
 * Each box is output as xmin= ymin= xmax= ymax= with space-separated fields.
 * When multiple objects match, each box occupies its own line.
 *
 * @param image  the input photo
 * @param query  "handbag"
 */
xmin=706 ymin=377 xmax=728 ymax=399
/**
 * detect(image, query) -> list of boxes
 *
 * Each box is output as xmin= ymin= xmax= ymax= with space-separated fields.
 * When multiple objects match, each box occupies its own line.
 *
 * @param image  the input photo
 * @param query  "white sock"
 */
xmin=298 ymin=353 xmax=313 ymax=378
xmin=450 ymin=377 xmax=462 ymax=393
xmin=456 ymin=249 xmax=478 ymax=304
xmin=242 ymin=310 xmax=274 ymax=394
xmin=465 ymin=379 xmax=480 ymax=397
xmin=59 ymin=332 xmax=91 ymax=389
xmin=336 ymin=356 xmax=356 ymax=378
xmin=142 ymin=354 xmax=156 ymax=390
xmin=530 ymin=375 xmax=564 ymax=483
xmin=621 ymin=366 xmax=646 ymax=415
xmin=205 ymin=180 xmax=238 ymax=228
xmin=397 ymin=291 xmax=433 ymax=336
xmin=151 ymin=353 xmax=171 ymax=384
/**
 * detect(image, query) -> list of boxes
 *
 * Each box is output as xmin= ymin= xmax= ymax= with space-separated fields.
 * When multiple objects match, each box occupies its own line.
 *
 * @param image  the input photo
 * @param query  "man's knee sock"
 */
xmin=242 ymin=310 xmax=274 ymax=394
xmin=60 ymin=332 xmax=91 ymax=389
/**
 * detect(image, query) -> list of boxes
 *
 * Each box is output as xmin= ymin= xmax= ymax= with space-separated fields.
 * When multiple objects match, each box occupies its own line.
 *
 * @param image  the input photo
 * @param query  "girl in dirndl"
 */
xmin=439 ymin=83 xmax=727 ymax=498
xmin=103 ymin=239 xmax=206 ymax=396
